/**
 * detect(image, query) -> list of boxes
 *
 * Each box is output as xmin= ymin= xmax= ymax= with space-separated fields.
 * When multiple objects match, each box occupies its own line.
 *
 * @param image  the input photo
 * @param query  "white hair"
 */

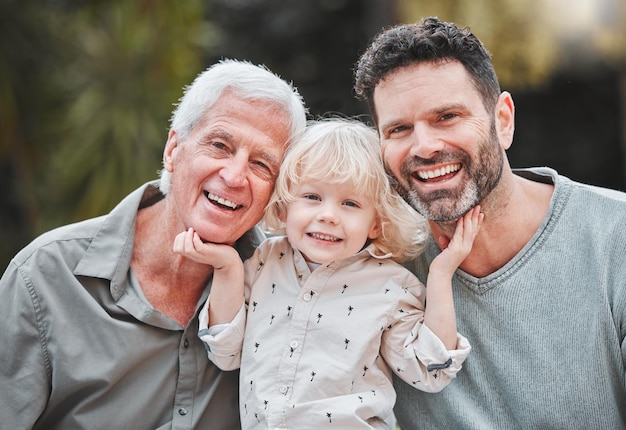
xmin=159 ymin=59 xmax=307 ymax=194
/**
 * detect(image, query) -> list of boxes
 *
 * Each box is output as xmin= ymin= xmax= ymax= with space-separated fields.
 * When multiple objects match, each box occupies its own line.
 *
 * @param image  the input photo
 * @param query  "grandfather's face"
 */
xmin=373 ymin=61 xmax=505 ymax=222
xmin=163 ymin=91 xmax=291 ymax=244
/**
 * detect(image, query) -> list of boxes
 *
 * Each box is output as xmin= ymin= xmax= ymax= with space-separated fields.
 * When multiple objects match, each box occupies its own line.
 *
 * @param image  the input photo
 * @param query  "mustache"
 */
xmin=393 ymin=152 xmax=469 ymax=179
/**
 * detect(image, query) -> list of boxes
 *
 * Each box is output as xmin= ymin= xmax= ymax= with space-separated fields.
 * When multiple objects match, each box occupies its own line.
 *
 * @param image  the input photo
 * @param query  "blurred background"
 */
xmin=1 ymin=0 xmax=625 ymax=268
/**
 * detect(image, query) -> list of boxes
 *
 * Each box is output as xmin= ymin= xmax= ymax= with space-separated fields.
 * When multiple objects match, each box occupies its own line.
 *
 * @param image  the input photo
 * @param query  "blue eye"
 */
xmin=343 ymin=200 xmax=359 ymax=208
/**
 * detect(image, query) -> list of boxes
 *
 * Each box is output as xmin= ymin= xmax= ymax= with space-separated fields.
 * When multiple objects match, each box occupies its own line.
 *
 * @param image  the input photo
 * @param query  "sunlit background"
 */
xmin=1 ymin=0 xmax=625 ymax=268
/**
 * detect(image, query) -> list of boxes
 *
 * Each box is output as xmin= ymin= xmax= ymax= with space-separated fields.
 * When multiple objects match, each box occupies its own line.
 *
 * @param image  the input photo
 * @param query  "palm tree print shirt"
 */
xmin=199 ymin=236 xmax=471 ymax=429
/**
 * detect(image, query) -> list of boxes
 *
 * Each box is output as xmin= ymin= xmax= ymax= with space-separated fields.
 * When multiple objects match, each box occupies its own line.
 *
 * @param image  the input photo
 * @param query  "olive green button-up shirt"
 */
xmin=0 ymin=181 xmax=261 ymax=429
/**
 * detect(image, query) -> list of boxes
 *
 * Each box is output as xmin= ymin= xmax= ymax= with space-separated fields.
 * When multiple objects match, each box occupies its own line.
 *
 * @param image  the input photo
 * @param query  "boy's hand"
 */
xmin=433 ymin=206 xmax=483 ymax=272
xmin=173 ymin=228 xmax=240 ymax=270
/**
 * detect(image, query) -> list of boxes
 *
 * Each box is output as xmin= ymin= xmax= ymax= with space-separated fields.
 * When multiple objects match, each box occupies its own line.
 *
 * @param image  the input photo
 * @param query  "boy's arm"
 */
xmin=173 ymin=228 xmax=244 ymax=326
xmin=206 ymin=246 xmax=244 ymax=326
xmin=198 ymin=302 xmax=246 ymax=371
xmin=380 ymin=271 xmax=471 ymax=393
xmin=424 ymin=206 xmax=483 ymax=348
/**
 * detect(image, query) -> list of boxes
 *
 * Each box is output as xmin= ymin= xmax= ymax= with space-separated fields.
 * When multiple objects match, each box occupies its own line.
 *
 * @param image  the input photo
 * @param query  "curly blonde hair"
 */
xmin=263 ymin=117 xmax=428 ymax=262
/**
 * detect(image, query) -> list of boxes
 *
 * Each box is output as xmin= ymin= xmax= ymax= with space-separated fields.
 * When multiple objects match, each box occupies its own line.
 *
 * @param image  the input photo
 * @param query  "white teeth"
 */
xmin=207 ymin=192 xmax=238 ymax=209
xmin=310 ymin=232 xmax=340 ymax=242
xmin=417 ymin=163 xmax=461 ymax=180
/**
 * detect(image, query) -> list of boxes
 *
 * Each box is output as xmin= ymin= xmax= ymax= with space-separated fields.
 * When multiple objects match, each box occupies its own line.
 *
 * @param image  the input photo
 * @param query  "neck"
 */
xmin=429 ymin=170 xmax=554 ymax=278
xmin=131 ymin=199 xmax=214 ymax=326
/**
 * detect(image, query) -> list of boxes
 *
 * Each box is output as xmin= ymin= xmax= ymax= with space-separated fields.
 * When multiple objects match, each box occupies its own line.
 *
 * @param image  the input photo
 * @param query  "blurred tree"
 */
xmin=0 ymin=0 xmax=212 ymax=267
xmin=0 ymin=0 xmax=69 ymax=268
xmin=206 ymin=0 xmax=392 ymax=119
xmin=3 ymin=0 xmax=624 ymax=269
xmin=47 ymin=0 xmax=213 ymax=226
xmin=397 ymin=0 xmax=626 ymax=88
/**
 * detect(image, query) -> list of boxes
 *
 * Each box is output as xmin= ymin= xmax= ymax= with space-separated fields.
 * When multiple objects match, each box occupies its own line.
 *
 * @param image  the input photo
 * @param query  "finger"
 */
xmin=173 ymin=230 xmax=187 ymax=253
xmin=472 ymin=205 xmax=480 ymax=220
xmin=464 ymin=208 xmax=483 ymax=240
xmin=437 ymin=234 xmax=451 ymax=250
xmin=192 ymin=231 xmax=205 ymax=249
xmin=449 ymin=216 xmax=465 ymax=246
xmin=464 ymin=206 xmax=480 ymax=231
xmin=183 ymin=227 xmax=196 ymax=252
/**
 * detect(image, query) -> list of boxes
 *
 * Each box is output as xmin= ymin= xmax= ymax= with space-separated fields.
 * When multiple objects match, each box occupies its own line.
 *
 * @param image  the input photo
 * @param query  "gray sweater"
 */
xmin=394 ymin=167 xmax=626 ymax=429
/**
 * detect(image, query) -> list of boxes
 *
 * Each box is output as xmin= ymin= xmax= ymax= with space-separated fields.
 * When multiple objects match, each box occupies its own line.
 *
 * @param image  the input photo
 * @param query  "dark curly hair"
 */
xmin=354 ymin=17 xmax=501 ymax=125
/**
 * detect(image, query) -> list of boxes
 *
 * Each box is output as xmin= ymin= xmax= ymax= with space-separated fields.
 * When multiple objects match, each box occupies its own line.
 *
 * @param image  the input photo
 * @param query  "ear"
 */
xmin=495 ymin=91 xmax=515 ymax=151
xmin=368 ymin=219 xmax=383 ymax=240
xmin=163 ymin=129 xmax=180 ymax=173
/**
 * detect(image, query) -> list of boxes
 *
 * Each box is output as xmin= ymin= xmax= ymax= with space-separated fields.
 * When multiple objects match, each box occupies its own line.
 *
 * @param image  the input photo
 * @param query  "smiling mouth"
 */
xmin=415 ymin=163 xmax=461 ymax=182
xmin=307 ymin=232 xmax=341 ymax=242
xmin=205 ymin=191 xmax=241 ymax=210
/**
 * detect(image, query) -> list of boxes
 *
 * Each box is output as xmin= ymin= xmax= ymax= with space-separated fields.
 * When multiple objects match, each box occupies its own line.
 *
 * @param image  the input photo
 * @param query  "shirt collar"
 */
xmin=74 ymin=181 xmax=162 ymax=299
xmin=74 ymin=180 xmax=265 ymax=301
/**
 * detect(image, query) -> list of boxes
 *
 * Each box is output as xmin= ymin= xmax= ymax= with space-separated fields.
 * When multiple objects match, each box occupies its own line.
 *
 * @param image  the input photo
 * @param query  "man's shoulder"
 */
xmin=12 ymin=216 xmax=106 ymax=267
xmin=573 ymin=181 xmax=626 ymax=203
xmin=559 ymin=175 xmax=626 ymax=220
xmin=515 ymin=166 xmax=626 ymax=213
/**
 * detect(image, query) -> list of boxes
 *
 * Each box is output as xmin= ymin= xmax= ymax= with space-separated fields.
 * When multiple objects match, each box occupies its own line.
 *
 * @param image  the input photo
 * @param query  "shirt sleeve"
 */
xmin=198 ymin=300 xmax=246 ymax=371
xmin=0 ymin=261 xmax=51 ymax=428
xmin=197 ymin=244 xmax=266 ymax=371
xmin=380 ymin=271 xmax=471 ymax=393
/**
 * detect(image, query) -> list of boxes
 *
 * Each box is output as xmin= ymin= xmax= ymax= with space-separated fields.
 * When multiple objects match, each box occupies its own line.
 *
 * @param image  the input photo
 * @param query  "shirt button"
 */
xmin=303 ymin=293 xmax=311 ymax=301
xmin=178 ymin=408 xmax=188 ymax=416
xmin=279 ymin=385 xmax=288 ymax=394
xmin=290 ymin=340 xmax=298 ymax=349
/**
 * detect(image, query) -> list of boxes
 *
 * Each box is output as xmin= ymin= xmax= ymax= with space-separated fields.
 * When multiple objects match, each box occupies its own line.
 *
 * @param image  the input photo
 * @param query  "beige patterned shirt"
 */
xmin=199 ymin=236 xmax=470 ymax=429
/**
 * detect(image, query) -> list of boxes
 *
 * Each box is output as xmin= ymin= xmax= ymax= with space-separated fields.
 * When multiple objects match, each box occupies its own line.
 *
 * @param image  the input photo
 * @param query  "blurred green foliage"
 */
xmin=1 ymin=0 xmax=211 ymax=267
xmin=398 ymin=0 xmax=626 ymax=89
xmin=1 ymin=0 xmax=625 ymax=269
xmin=50 ymin=1 xmax=213 ymax=221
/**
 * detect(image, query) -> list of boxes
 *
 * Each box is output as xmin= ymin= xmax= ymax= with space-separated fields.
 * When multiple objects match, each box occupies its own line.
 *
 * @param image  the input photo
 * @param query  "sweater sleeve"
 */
xmin=380 ymin=270 xmax=471 ymax=393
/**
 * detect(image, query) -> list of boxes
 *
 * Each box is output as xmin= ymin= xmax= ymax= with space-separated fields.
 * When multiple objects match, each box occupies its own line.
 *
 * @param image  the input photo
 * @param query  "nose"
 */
xmin=315 ymin=202 xmax=339 ymax=224
xmin=408 ymin=123 xmax=445 ymax=159
xmin=220 ymin=153 xmax=248 ymax=188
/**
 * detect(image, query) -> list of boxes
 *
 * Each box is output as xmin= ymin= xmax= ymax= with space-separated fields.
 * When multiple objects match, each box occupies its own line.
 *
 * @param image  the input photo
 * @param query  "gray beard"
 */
xmin=390 ymin=122 xmax=503 ymax=222
xmin=404 ymin=181 xmax=480 ymax=222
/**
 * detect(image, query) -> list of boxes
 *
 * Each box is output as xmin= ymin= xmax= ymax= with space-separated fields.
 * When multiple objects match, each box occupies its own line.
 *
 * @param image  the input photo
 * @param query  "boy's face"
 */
xmin=284 ymin=180 xmax=381 ymax=264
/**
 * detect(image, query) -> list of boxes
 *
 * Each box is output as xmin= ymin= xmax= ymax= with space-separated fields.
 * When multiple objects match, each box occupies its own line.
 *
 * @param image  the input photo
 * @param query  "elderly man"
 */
xmin=0 ymin=59 xmax=307 ymax=429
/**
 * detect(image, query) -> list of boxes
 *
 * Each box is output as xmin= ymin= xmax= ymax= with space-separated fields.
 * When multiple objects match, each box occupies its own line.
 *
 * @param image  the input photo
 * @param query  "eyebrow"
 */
xmin=379 ymin=119 xmax=404 ymax=134
xmin=203 ymin=127 xmax=281 ymax=172
xmin=434 ymin=102 xmax=466 ymax=114
xmin=379 ymin=102 xmax=467 ymax=132
xmin=202 ymin=129 xmax=234 ymax=144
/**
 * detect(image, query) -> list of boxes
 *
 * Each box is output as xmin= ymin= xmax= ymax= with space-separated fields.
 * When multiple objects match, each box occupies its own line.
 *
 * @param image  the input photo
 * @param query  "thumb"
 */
xmin=437 ymin=235 xmax=450 ymax=250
